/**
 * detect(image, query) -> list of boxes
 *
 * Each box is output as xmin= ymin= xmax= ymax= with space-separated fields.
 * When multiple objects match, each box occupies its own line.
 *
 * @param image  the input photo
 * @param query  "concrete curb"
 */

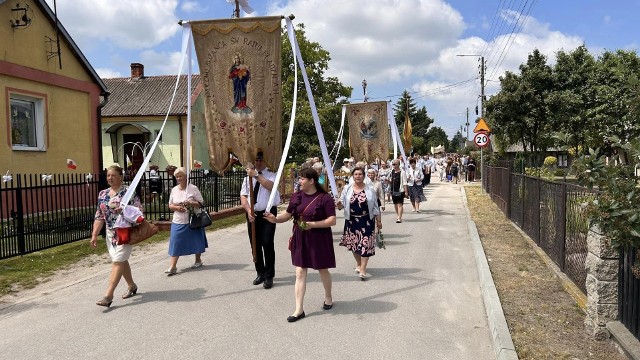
xmin=461 ymin=186 xmax=519 ymax=360
xmin=607 ymin=321 xmax=640 ymax=360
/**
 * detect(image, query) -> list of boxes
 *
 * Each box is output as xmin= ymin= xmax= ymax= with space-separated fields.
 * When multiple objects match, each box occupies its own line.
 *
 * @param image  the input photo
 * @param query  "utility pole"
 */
xmin=465 ymin=107 xmax=470 ymax=140
xmin=479 ymin=56 xmax=485 ymax=118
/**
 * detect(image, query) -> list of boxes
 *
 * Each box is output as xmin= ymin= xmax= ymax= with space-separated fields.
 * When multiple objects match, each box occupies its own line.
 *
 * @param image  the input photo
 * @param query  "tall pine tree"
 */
xmin=393 ymin=90 xmax=434 ymax=154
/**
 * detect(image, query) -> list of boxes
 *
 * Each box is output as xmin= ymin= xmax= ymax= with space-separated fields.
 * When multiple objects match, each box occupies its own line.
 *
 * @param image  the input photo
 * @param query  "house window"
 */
xmin=558 ymin=154 xmax=568 ymax=168
xmin=10 ymin=94 xmax=46 ymax=151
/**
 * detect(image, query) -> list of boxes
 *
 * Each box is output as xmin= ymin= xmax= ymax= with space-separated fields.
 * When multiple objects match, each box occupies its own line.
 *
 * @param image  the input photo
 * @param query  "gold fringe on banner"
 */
xmin=191 ymin=16 xmax=283 ymax=171
xmin=346 ymin=101 xmax=390 ymax=163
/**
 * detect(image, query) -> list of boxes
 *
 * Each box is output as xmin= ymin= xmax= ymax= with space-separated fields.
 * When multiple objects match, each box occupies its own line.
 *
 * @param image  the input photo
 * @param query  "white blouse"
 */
xmin=169 ymin=184 xmax=205 ymax=225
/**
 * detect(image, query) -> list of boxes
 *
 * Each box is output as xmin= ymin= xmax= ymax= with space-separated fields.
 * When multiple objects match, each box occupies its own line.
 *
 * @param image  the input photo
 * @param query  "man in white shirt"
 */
xmin=240 ymin=151 xmax=281 ymax=289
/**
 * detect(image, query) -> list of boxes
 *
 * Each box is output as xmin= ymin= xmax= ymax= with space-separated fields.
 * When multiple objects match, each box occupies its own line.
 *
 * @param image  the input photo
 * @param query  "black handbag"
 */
xmin=189 ymin=203 xmax=212 ymax=229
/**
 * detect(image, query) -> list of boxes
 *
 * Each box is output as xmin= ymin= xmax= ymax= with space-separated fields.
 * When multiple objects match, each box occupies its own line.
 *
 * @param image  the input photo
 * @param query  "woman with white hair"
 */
xmin=367 ymin=168 xmax=385 ymax=212
xmin=165 ymin=167 xmax=209 ymax=275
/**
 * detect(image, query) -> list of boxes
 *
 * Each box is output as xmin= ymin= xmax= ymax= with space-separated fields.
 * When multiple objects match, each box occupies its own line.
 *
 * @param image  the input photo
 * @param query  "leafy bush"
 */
xmin=573 ymin=140 xmax=640 ymax=249
xmin=554 ymin=168 xmax=567 ymax=177
xmin=524 ymin=167 xmax=554 ymax=180
xmin=544 ymin=156 xmax=558 ymax=167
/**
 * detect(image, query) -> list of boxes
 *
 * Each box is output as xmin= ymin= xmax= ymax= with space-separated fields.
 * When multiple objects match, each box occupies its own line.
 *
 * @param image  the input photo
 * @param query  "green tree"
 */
xmin=548 ymin=45 xmax=596 ymax=155
xmin=281 ymin=24 xmax=352 ymax=164
xmin=486 ymin=49 xmax=554 ymax=164
xmin=590 ymin=50 xmax=640 ymax=149
xmin=392 ymin=91 xmax=433 ymax=155
xmin=425 ymin=126 xmax=449 ymax=153
xmin=449 ymin=131 xmax=464 ymax=153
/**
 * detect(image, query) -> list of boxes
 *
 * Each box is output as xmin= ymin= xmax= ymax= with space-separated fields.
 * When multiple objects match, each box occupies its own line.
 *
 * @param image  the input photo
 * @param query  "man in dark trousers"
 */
xmin=240 ymin=151 xmax=280 ymax=289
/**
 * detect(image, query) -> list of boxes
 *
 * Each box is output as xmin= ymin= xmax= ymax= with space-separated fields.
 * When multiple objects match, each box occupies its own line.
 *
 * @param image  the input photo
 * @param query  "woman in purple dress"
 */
xmin=265 ymin=168 xmax=336 ymax=322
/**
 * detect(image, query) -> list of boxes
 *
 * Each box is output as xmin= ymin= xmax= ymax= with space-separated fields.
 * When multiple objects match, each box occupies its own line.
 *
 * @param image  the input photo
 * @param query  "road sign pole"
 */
xmin=480 ymin=147 xmax=484 ymax=194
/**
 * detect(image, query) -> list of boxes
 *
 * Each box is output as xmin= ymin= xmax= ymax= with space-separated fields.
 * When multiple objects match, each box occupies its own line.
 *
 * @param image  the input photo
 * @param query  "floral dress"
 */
xmin=94 ymin=186 xmax=142 ymax=245
xmin=378 ymin=168 xmax=391 ymax=196
xmin=339 ymin=189 xmax=375 ymax=257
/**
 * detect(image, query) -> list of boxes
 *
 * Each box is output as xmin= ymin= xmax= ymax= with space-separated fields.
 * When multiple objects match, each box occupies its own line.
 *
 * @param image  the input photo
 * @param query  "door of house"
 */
xmin=123 ymin=134 xmax=145 ymax=175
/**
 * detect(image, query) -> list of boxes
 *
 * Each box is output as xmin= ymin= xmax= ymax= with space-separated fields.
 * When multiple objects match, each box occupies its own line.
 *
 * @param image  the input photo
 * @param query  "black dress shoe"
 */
xmin=323 ymin=302 xmax=333 ymax=310
xmin=287 ymin=312 xmax=305 ymax=323
xmin=252 ymin=276 xmax=265 ymax=285
xmin=263 ymin=278 xmax=273 ymax=289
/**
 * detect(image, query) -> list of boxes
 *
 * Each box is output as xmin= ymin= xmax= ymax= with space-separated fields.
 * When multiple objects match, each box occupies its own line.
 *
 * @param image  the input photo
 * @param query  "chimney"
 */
xmin=130 ymin=63 xmax=144 ymax=80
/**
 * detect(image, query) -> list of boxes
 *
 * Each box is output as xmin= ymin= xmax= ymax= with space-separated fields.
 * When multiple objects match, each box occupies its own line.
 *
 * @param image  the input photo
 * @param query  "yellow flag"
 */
xmin=403 ymin=108 xmax=412 ymax=152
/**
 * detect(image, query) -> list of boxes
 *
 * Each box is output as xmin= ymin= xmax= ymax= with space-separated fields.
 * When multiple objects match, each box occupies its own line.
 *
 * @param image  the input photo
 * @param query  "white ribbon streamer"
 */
xmin=186 ymin=31 xmax=193 ymax=178
xmin=120 ymin=25 xmax=192 ymax=208
xmin=390 ymin=102 xmax=398 ymax=160
xmin=285 ymin=17 xmax=338 ymax=198
xmin=330 ymin=105 xmax=347 ymax=166
xmin=387 ymin=101 xmax=409 ymax=169
xmin=265 ymin=20 xmax=299 ymax=210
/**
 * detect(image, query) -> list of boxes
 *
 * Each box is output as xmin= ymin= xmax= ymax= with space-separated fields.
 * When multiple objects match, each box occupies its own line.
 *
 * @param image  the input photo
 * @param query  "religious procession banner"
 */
xmin=191 ymin=16 xmax=282 ymax=171
xmin=346 ymin=101 xmax=389 ymax=162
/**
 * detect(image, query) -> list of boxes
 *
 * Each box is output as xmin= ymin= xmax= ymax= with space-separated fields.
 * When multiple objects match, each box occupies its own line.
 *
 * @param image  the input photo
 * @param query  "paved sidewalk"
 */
xmin=0 ymin=181 xmax=495 ymax=360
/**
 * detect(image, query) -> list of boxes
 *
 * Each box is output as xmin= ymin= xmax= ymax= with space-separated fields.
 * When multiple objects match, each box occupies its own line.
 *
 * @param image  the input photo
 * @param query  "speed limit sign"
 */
xmin=474 ymin=132 xmax=490 ymax=148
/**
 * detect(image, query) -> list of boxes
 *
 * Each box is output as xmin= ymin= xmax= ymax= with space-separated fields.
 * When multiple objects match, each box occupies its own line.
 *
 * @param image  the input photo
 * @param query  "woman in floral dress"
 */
xmin=91 ymin=164 xmax=143 ymax=308
xmin=337 ymin=167 xmax=381 ymax=280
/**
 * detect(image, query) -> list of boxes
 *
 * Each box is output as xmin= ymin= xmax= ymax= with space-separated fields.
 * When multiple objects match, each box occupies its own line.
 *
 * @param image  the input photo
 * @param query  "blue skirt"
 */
xmin=168 ymin=223 xmax=208 ymax=257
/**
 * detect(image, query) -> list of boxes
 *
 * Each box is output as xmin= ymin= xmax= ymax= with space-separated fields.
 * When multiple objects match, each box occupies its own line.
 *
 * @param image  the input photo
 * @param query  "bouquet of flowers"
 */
xmin=298 ymin=219 xmax=309 ymax=231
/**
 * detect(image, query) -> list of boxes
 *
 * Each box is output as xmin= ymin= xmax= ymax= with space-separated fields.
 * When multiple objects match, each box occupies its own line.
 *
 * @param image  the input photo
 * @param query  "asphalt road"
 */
xmin=0 ymin=180 xmax=493 ymax=360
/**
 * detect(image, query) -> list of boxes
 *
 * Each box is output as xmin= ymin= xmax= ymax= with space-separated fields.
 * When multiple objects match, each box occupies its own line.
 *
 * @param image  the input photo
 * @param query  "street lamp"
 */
xmin=362 ymin=79 xmax=368 ymax=102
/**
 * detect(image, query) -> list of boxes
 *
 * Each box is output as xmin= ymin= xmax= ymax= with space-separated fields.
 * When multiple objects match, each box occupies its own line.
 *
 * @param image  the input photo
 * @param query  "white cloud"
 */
xmin=181 ymin=1 xmax=200 ymax=12
xmin=268 ymin=1 xmax=583 ymax=136
xmin=139 ymin=50 xmax=191 ymax=75
xmin=270 ymin=0 xmax=465 ymax=86
xmin=45 ymin=0 xmax=180 ymax=50
xmin=95 ymin=68 xmax=122 ymax=79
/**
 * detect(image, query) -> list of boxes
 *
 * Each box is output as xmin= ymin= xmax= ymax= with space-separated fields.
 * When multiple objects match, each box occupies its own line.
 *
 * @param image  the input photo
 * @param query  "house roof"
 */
xmin=35 ymin=0 xmax=109 ymax=96
xmin=102 ymin=75 xmax=201 ymax=117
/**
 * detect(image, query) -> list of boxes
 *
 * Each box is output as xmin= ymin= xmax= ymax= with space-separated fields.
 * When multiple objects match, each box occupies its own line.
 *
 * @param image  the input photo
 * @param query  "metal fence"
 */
xmin=483 ymin=165 xmax=594 ymax=294
xmin=619 ymin=247 xmax=640 ymax=340
xmin=0 ymin=169 xmax=272 ymax=260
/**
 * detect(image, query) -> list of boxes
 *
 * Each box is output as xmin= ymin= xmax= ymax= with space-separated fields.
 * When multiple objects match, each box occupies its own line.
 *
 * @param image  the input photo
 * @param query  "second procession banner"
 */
xmin=191 ymin=16 xmax=283 ymax=171
xmin=346 ymin=101 xmax=389 ymax=163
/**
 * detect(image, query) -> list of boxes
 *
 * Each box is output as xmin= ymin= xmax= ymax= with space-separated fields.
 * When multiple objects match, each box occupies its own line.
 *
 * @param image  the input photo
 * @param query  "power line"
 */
xmin=361 ymin=77 xmax=478 ymax=102
xmin=482 ymin=0 xmax=519 ymax=62
xmin=480 ymin=0 xmax=507 ymax=57
xmin=487 ymin=0 xmax=538 ymax=81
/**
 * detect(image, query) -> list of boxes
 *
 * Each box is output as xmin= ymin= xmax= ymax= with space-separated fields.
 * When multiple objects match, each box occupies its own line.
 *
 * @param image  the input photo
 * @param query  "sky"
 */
xmin=45 ymin=0 xmax=640 ymax=139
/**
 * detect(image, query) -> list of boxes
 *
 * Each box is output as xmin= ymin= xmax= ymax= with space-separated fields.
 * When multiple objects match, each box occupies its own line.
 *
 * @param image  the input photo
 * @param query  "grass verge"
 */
xmin=465 ymin=186 xmax=627 ymax=360
xmin=0 ymin=214 xmax=246 ymax=298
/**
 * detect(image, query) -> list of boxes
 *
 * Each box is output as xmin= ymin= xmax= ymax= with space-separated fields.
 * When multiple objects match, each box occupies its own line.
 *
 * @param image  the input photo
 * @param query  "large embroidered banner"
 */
xmin=346 ymin=101 xmax=389 ymax=162
xmin=191 ymin=17 xmax=282 ymax=171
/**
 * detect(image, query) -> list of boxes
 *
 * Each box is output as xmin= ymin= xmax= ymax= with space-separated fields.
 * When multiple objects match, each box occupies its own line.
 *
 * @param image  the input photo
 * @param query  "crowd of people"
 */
xmin=91 ymin=151 xmax=478 ymax=322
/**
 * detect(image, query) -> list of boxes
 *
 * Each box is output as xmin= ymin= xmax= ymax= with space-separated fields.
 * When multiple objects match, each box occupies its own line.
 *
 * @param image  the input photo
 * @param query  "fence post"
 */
xmin=559 ymin=182 xmax=567 ymax=270
xmin=506 ymin=167 xmax=512 ymax=219
xmin=15 ymin=175 xmax=25 ymax=255
xmin=584 ymin=226 xmax=619 ymax=339
xmin=213 ymin=172 xmax=220 ymax=213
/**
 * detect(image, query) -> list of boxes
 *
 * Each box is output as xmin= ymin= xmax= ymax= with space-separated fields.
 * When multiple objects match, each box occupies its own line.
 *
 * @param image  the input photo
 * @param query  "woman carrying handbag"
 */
xmin=165 ymin=167 xmax=209 ymax=276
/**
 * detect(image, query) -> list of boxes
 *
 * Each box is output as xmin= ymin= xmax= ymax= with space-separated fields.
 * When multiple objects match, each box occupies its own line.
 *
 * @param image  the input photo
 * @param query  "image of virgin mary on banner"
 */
xmin=346 ymin=101 xmax=389 ymax=162
xmin=191 ymin=17 xmax=282 ymax=171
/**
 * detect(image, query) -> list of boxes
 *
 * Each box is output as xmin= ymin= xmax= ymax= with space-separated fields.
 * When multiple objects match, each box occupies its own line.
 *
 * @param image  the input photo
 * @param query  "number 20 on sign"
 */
xmin=474 ymin=132 xmax=490 ymax=148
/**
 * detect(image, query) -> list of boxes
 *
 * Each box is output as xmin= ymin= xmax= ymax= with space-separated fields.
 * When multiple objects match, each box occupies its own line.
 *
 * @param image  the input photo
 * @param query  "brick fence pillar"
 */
xmin=584 ymin=227 xmax=619 ymax=340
